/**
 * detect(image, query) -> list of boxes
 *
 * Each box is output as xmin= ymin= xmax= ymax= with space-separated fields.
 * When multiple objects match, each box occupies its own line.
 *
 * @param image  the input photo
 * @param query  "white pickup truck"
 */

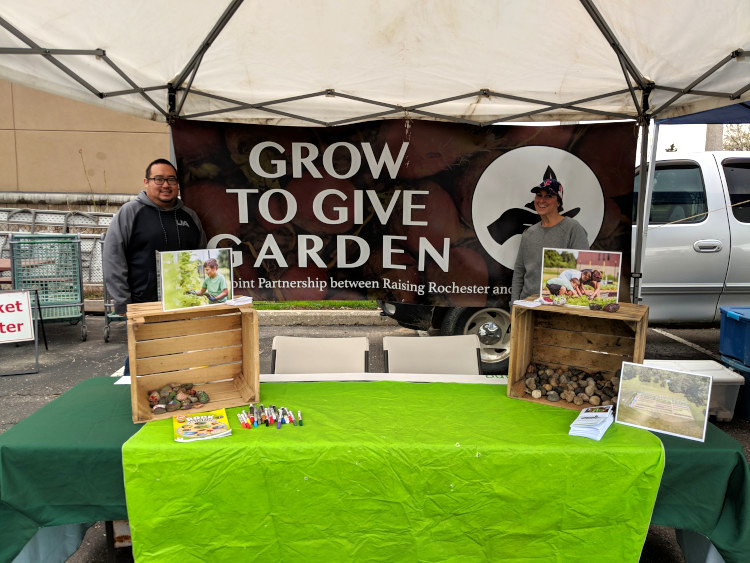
xmin=379 ymin=150 xmax=750 ymax=374
xmin=634 ymin=151 xmax=750 ymax=323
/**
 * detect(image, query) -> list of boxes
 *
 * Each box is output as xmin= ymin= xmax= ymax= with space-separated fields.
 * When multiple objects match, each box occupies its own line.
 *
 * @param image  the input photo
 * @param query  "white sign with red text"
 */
xmin=0 ymin=290 xmax=34 ymax=343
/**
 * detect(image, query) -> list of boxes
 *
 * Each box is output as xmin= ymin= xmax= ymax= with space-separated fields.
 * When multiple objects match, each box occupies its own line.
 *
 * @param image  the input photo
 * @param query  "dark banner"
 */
xmin=174 ymin=119 xmax=636 ymax=306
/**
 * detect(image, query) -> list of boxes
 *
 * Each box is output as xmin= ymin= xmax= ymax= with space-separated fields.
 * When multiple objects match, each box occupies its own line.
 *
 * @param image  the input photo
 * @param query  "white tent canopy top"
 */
xmin=0 ymin=0 xmax=748 ymax=127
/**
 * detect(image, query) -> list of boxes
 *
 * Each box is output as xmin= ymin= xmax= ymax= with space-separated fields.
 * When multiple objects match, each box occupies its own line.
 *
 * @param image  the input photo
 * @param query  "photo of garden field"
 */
xmin=615 ymin=362 xmax=711 ymax=441
xmin=539 ymin=248 xmax=621 ymax=307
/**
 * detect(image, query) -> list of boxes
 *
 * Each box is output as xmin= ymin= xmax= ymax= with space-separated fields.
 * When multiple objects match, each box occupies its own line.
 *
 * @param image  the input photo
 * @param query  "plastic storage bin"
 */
xmin=719 ymin=307 xmax=750 ymax=366
xmin=644 ymin=360 xmax=745 ymax=422
xmin=720 ymin=355 xmax=750 ymax=421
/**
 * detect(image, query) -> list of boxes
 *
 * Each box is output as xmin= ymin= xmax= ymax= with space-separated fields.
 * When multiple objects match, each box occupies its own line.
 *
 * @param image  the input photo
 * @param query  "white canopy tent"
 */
xmin=0 ymin=0 xmax=748 ymax=300
xmin=0 ymin=0 xmax=747 ymax=126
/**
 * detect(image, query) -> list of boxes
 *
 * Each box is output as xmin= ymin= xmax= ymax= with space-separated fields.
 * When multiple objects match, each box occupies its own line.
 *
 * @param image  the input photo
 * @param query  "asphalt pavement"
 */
xmin=2 ymin=308 xmax=748 ymax=563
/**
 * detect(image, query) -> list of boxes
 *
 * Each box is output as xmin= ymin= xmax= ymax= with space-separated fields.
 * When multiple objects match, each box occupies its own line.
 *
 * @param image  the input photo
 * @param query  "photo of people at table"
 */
xmin=539 ymin=248 xmax=621 ymax=307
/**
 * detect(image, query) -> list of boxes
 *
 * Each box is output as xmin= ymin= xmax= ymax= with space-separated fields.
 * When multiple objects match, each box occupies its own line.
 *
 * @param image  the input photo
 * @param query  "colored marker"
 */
xmin=297 ymin=410 xmax=303 ymax=426
xmin=288 ymin=410 xmax=297 ymax=426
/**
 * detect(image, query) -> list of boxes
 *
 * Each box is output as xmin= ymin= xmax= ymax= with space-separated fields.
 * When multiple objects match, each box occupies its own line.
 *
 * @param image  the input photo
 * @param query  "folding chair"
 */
xmin=271 ymin=336 xmax=369 ymax=374
xmin=382 ymin=335 xmax=482 ymax=375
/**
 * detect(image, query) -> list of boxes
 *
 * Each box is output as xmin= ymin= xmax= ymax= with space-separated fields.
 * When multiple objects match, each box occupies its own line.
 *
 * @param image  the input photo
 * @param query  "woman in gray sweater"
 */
xmin=510 ymin=179 xmax=589 ymax=303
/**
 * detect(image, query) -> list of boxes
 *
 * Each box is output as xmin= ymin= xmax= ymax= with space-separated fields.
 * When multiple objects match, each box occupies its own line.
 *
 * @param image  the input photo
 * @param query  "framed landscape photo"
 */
xmin=539 ymin=248 xmax=622 ymax=307
xmin=615 ymin=362 xmax=711 ymax=442
xmin=159 ymin=248 xmax=233 ymax=312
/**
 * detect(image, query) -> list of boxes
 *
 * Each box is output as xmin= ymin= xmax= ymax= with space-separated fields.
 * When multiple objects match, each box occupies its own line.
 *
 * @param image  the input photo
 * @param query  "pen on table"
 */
xmin=248 ymin=409 xmax=255 ymax=428
xmin=252 ymin=405 xmax=259 ymax=427
xmin=242 ymin=411 xmax=251 ymax=429
xmin=267 ymin=407 xmax=275 ymax=426
xmin=288 ymin=410 xmax=297 ymax=426
xmin=280 ymin=407 xmax=288 ymax=424
xmin=297 ymin=410 xmax=303 ymax=426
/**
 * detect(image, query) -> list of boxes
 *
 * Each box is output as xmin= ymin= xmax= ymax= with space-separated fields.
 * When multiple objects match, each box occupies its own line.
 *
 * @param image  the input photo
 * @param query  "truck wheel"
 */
xmin=440 ymin=307 xmax=511 ymax=375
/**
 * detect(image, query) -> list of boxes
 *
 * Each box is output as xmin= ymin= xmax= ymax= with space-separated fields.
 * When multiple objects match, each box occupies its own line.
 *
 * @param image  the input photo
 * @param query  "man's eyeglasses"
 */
xmin=148 ymin=176 xmax=178 ymax=186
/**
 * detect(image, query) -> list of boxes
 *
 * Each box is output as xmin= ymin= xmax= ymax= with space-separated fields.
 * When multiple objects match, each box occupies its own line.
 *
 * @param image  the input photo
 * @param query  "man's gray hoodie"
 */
xmin=103 ymin=191 xmax=206 ymax=314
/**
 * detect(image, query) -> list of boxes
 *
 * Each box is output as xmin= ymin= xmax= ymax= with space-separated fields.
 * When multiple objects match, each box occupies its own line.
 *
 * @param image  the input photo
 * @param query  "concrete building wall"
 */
xmin=0 ymin=79 xmax=169 ymax=197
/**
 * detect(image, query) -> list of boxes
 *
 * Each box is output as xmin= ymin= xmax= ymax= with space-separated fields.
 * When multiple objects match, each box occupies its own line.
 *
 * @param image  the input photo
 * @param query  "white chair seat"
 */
xmin=383 ymin=335 xmax=481 ymax=375
xmin=271 ymin=336 xmax=369 ymax=374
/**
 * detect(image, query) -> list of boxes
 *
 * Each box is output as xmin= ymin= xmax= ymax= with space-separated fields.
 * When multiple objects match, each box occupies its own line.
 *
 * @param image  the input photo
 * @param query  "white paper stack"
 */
xmin=569 ymin=405 xmax=614 ymax=441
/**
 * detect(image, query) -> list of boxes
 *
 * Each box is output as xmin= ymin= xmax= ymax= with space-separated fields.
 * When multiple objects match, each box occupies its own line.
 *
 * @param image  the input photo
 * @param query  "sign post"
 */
xmin=1 ymin=290 xmax=39 ymax=376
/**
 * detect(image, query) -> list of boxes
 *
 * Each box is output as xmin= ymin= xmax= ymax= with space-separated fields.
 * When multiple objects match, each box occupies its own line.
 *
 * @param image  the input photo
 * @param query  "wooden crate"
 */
xmin=508 ymin=302 xmax=649 ymax=411
xmin=127 ymin=302 xmax=260 ymax=424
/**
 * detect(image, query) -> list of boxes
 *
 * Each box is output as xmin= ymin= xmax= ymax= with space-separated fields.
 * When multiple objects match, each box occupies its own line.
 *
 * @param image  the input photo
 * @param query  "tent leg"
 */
xmin=632 ymin=119 xmax=659 ymax=305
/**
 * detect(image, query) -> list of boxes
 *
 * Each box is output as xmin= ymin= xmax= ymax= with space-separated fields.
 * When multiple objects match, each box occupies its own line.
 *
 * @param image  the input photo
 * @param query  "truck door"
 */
xmin=632 ymin=155 xmax=730 ymax=322
xmin=717 ymin=156 xmax=750 ymax=319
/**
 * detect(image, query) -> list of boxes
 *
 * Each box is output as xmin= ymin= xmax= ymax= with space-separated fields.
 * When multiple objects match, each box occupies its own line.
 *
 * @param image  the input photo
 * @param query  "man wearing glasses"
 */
xmin=104 ymin=158 xmax=206 ymax=316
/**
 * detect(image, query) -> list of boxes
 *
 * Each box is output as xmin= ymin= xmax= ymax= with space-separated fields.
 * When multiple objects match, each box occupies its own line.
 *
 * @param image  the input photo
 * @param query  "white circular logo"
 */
xmin=473 ymin=146 xmax=604 ymax=269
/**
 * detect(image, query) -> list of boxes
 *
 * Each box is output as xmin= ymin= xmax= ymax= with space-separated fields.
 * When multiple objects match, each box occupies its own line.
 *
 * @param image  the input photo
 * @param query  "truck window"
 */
xmin=722 ymin=159 xmax=750 ymax=223
xmin=633 ymin=163 xmax=708 ymax=225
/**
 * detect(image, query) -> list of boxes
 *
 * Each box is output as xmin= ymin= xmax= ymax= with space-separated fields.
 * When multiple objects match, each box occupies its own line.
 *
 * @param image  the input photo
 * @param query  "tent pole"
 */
xmin=632 ymin=119 xmax=659 ymax=305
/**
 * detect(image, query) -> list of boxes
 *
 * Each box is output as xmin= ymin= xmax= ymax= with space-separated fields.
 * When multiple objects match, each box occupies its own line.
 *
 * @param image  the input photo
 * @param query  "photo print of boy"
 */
xmin=160 ymin=248 xmax=233 ymax=311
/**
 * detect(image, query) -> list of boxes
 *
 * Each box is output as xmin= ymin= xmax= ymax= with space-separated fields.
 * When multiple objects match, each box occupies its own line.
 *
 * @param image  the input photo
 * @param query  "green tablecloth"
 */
xmin=123 ymin=381 xmax=665 ymax=562
xmin=651 ymin=424 xmax=750 ymax=563
xmin=0 ymin=377 xmax=139 ymax=563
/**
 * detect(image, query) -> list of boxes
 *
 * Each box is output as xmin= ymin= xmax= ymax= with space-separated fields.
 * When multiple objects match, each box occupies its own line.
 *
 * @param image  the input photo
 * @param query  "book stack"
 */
xmin=569 ymin=405 xmax=614 ymax=441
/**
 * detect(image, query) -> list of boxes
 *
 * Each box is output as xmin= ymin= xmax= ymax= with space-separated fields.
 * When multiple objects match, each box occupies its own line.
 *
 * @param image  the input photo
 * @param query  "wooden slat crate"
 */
xmin=127 ymin=302 xmax=259 ymax=423
xmin=508 ymin=301 xmax=649 ymax=411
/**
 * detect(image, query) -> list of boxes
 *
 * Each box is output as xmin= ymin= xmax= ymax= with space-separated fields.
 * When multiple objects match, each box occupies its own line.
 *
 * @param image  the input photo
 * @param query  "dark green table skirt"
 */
xmin=0 ymin=377 xmax=139 ymax=563
xmin=651 ymin=424 xmax=750 ymax=563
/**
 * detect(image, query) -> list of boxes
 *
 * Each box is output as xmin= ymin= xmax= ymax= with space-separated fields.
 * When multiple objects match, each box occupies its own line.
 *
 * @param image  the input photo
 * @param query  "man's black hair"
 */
xmin=145 ymin=158 xmax=178 ymax=179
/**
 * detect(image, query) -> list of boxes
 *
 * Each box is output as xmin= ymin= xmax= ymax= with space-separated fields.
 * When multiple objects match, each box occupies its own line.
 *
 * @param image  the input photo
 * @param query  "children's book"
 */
xmin=569 ymin=405 xmax=614 ymax=441
xmin=173 ymin=408 xmax=232 ymax=442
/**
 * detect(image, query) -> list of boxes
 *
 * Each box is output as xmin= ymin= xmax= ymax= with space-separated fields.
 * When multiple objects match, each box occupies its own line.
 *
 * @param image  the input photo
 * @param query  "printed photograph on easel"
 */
xmin=615 ymin=362 xmax=711 ymax=442
xmin=159 ymin=248 xmax=233 ymax=311
xmin=539 ymin=248 xmax=621 ymax=307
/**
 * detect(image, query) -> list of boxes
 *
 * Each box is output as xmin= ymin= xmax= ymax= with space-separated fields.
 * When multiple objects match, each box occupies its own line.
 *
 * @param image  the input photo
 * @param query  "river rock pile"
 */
xmin=523 ymin=363 xmax=619 ymax=407
xmin=147 ymin=383 xmax=210 ymax=415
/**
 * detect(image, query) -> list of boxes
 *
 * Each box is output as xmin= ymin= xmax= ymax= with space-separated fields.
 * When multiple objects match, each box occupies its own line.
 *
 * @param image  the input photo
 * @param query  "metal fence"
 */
xmin=0 ymin=208 xmax=113 ymax=286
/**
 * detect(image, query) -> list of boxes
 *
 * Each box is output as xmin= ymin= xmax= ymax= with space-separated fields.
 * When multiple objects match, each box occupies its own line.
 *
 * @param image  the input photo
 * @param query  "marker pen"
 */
xmin=236 ymin=412 xmax=244 ymax=428
xmin=288 ymin=410 xmax=297 ymax=426
xmin=297 ymin=410 xmax=303 ymax=426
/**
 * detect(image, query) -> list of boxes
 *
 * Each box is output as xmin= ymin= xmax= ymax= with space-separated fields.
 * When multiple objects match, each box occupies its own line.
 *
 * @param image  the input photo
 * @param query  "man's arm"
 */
xmin=103 ymin=204 xmax=135 ymax=315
